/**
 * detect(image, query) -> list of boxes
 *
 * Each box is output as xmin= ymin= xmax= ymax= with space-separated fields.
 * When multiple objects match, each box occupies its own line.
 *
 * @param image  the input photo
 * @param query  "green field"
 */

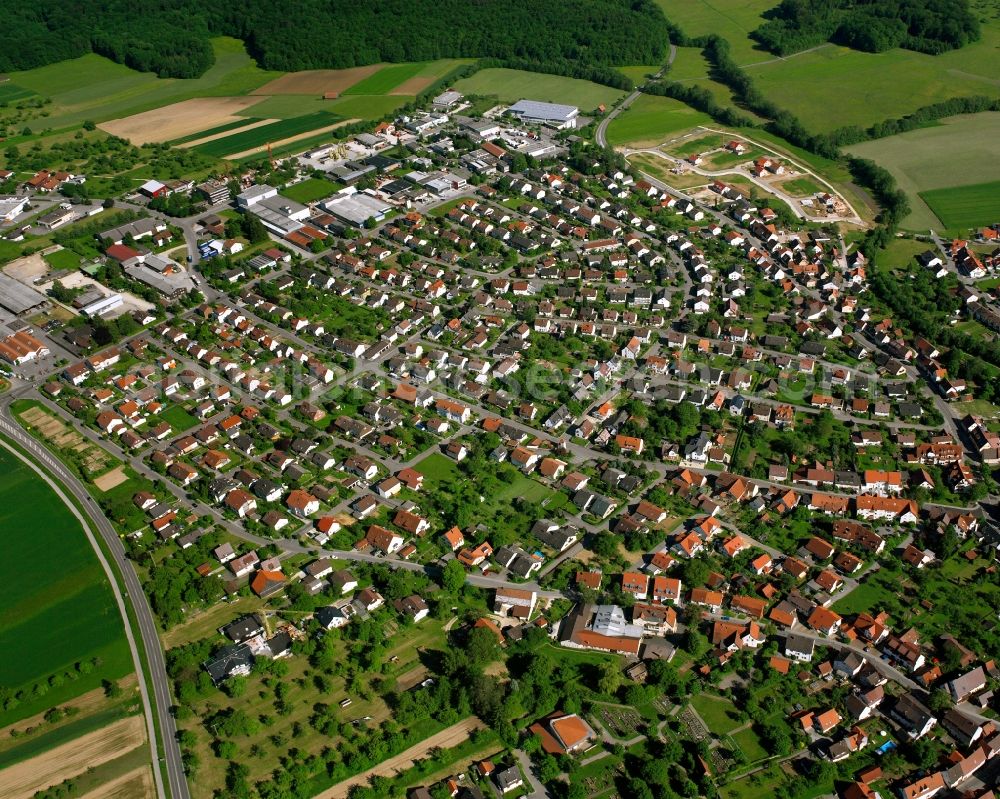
xmin=780 ymin=176 xmax=825 ymax=197
xmin=846 ymin=113 xmax=1000 ymax=230
xmin=606 ymin=94 xmax=712 ymax=147
xmin=0 ymin=83 xmax=36 ymax=102
xmin=168 ymin=117 xmax=264 ymax=145
xmin=618 ymin=65 xmax=660 ymax=85
xmin=656 ymin=0 xmax=775 ymax=65
xmin=0 ymin=447 xmax=131 ymax=724
xmin=11 ymin=37 xmax=281 ymax=133
xmin=158 ymin=404 xmax=199 ymax=433
xmin=42 ymin=248 xmax=84 ymax=270
xmin=343 ymin=63 xmax=426 ymax=95
xmin=194 ymin=111 xmax=343 ymax=157
xmin=326 ymin=93 xmax=413 ymax=120
xmin=453 ymin=68 xmax=625 ymax=110
xmin=920 ymin=181 xmax=1000 ymax=230
xmin=690 ymin=693 xmax=743 ymax=735
xmin=281 ymin=177 xmax=341 ymax=204
xmin=744 ymin=11 xmax=1000 ymax=134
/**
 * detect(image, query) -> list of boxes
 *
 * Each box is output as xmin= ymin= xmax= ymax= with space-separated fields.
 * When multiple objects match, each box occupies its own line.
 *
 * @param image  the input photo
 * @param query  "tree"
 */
xmin=440 ymin=558 xmax=466 ymax=594
xmin=597 ymin=660 xmax=622 ymax=696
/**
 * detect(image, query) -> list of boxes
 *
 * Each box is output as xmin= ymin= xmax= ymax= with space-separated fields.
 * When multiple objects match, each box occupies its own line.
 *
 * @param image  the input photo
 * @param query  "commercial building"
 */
xmin=506 ymin=99 xmax=579 ymax=129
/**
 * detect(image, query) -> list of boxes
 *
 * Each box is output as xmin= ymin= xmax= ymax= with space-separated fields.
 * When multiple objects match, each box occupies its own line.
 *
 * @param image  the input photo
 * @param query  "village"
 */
xmin=1 ymin=89 xmax=1000 ymax=799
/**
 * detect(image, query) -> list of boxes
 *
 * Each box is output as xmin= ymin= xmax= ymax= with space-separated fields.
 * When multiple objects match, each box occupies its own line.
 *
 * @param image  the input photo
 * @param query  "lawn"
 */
xmin=413 ymin=452 xmax=463 ymax=487
xmin=343 ymin=63 xmax=427 ymax=95
xmin=158 ymin=403 xmax=199 ymax=432
xmin=730 ymin=726 xmax=768 ymax=762
xmin=605 ymin=94 xmax=712 ymax=147
xmin=0 ymin=448 xmax=131 ymax=726
xmin=281 ymin=177 xmax=340 ymax=204
xmin=745 ymin=14 xmax=1000 ymax=134
xmin=779 ymin=176 xmax=825 ymax=197
xmin=11 ymin=37 xmax=282 ymax=132
xmin=193 ymin=111 xmax=343 ymax=157
xmin=920 ymin=180 xmax=1000 ymax=230
xmin=832 ymin=579 xmax=899 ymax=617
xmin=878 ymin=237 xmax=933 ymax=271
xmin=452 ymin=69 xmax=625 ymax=111
xmin=846 ymin=113 xmax=1000 ymax=231
xmin=721 ymin=762 xmax=785 ymax=799
xmin=690 ymin=693 xmax=743 ymax=735
xmin=617 ymin=65 xmax=661 ymax=85
xmin=43 ymin=248 xmax=84 ymax=270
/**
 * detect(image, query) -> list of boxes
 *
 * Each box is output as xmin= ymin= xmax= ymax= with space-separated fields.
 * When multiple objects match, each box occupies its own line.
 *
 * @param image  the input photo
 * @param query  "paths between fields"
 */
xmin=0 ymin=416 xmax=187 ymax=799
xmin=313 ymin=717 xmax=486 ymax=799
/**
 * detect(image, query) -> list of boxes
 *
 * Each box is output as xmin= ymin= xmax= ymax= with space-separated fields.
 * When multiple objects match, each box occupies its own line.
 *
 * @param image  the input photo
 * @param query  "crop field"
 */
xmin=745 ymin=16 xmax=1000 ymax=134
xmin=0 ymin=448 xmax=131 ymax=726
xmin=167 ymin=117 xmax=265 ymax=145
xmin=921 ymin=181 xmax=1000 ymax=230
xmin=0 ymin=83 xmax=36 ymax=102
xmin=606 ymin=94 xmax=712 ymax=147
xmin=10 ymin=37 xmax=281 ymax=132
xmin=343 ymin=62 xmax=427 ymax=96
xmin=100 ymin=96 xmax=268 ymax=145
xmin=846 ymin=113 xmax=1000 ymax=230
xmin=325 ymin=94 xmax=412 ymax=120
xmin=453 ymin=68 xmax=625 ymax=110
xmin=656 ymin=0 xmax=775 ymax=65
xmin=251 ymin=65 xmax=385 ymax=96
xmin=193 ymin=111 xmax=343 ymax=158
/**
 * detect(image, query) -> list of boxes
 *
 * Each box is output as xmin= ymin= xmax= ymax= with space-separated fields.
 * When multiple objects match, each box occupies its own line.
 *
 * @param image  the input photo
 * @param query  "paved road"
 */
xmin=0 ymin=408 xmax=189 ymax=799
xmin=595 ymin=43 xmax=676 ymax=148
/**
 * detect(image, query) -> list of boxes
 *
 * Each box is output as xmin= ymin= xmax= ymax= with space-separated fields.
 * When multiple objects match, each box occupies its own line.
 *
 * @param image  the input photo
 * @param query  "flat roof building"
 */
xmin=506 ymin=99 xmax=579 ymax=128
xmin=0 ymin=273 xmax=48 ymax=315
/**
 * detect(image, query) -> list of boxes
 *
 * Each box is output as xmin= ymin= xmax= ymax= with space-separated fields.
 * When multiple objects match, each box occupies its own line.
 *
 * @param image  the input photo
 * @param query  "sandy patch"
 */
xmin=389 ymin=76 xmax=434 ymax=96
xmin=178 ymin=117 xmax=280 ymax=149
xmin=37 ymin=271 xmax=155 ymax=316
xmin=79 ymin=766 xmax=154 ymax=799
xmin=252 ymin=66 xmax=385 ymax=96
xmin=0 ymin=676 xmax=138 ymax=747
xmin=99 ymin=97 xmax=267 ymax=145
xmin=223 ymin=118 xmax=359 ymax=160
xmin=315 ymin=717 xmax=485 ymax=799
xmin=93 ymin=466 xmax=128 ymax=492
xmin=0 ymin=715 xmax=146 ymax=799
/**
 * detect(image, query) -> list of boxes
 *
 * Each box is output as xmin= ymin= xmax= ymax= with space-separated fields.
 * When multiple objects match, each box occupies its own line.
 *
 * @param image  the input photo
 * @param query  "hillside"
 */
xmin=0 ymin=0 xmax=672 ymax=79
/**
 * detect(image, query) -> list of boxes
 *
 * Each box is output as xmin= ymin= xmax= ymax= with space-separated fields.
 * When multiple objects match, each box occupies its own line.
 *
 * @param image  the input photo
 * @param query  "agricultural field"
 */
xmin=617 ymin=65 xmax=661 ymax=85
xmin=921 ymin=180 xmax=1000 ymax=230
xmin=100 ymin=96 xmax=268 ymax=145
xmin=453 ymin=68 xmax=625 ymax=111
xmin=846 ymin=113 xmax=1000 ymax=231
xmin=656 ymin=0 xmax=776 ymax=65
xmin=606 ymin=94 xmax=712 ymax=147
xmin=343 ymin=60 xmax=465 ymax=97
xmin=0 ymin=448 xmax=132 ymax=727
xmin=744 ymin=10 xmax=1000 ymax=134
xmin=192 ymin=112 xmax=344 ymax=158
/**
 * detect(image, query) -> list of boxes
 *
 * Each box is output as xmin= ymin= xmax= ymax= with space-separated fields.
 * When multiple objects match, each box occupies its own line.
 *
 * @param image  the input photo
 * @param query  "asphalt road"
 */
xmin=0 ymin=405 xmax=189 ymax=799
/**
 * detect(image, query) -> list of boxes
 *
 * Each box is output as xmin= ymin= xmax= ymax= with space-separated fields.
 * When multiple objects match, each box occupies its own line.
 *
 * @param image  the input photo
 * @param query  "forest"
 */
xmin=753 ymin=0 xmax=980 ymax=56
xmin=0 ymin=0 xmax=671 ymax=79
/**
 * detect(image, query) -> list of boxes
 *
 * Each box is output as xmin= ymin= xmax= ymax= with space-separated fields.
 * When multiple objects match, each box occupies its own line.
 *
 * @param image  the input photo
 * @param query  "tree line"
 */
xmin=753 ymin=0 xmax=980 ymax=56
xmin=0 ymin=0 xmax=671 ymax=79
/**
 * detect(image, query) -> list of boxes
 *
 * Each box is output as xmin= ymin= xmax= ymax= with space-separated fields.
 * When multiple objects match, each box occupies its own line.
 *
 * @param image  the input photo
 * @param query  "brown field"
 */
xmin=94 ymin=466 xmax=128 ymax=492
xmin=0 ymin=715 xmax=147 ymax=799
xmin=178 ymin=117 xmax=280 ymax=149
xmin=224 ymin=118 xmax=360 ymax=159
xmin=19 ymin=406 xmax=110 ymax=474
xmin=251 ymin=65 xmax=385 ymax=96
xmin=79 ymin=766 xmax=154 ymax=799
xmin=315 ymin=717 xmax=485 ymax=799
xmin=389 ymin=76 xmax=436 ymax=96
xmin=99 ymin=97 xmax=267 ymax=145
xmin=0 ymin=676 xmax=138 ymax=749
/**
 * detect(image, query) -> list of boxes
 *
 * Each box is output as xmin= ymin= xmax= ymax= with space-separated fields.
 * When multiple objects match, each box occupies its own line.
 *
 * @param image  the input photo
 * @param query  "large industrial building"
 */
xmin=506 ymin=99 xmax=580 ymax=129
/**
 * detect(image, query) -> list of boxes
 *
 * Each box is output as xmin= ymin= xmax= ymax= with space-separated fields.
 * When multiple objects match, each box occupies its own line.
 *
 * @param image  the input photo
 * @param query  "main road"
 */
xmin=0 ymin=398 xmax=189 ymax=799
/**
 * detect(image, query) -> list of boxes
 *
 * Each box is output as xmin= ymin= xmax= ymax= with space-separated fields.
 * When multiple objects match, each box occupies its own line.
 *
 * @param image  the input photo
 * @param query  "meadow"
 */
xmin=656 ymin=0 xmax=776 ymax=65
xmin=921 ymin=181 xmax=1000 ymax=230
xmin=453 ymin=68 xmax=625 ymax=110
xmin=0 ymin=448 xmax=131 ymax=725
xmin=846 ymin=113 xmax=1000 ymax=230
xmin=605 ymin=94 xmax=712 ymax=147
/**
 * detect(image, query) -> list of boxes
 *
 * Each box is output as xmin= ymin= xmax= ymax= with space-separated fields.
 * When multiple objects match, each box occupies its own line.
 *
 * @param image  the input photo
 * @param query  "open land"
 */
xmin=606 ymin=94 xmax=713 ymax=147
xmin=453 ymin=68 xmax=625 ymax=110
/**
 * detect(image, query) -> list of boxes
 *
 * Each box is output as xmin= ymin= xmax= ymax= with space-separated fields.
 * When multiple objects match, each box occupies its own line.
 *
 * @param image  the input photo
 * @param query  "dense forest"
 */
xmin=0 ymin=0 xmax=671 ymax=78
xmin=753 ymin=0 xmax=981 ymax=55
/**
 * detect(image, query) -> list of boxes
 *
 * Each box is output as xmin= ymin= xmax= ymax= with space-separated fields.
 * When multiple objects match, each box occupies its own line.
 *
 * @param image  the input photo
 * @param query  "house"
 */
xmin=530 ymin=712 xmax=597 ymax=755
xmin=493 ymin=587 xmax=537 ymax=618
xmin=286 ymin=489 xmax=320 ymax=518
xmin=494 ymin=764 xmax=524 ymax=793
xmin=807 ymin=606 xmax=842 ymax=636
xmin=784 ymin=633 xmax=815 ymax=662
xmin=442 ymin=526 xmax=465 ymax=551
xmin=394 ymin=594 xmax=429 ymax=622
xmin=949 ymin=666 xmax=986 ymax=702
xmin=890 ymin=693 xmax=937 ymax=740
xmin=251 ymin=570 xmax=286 ymax=598
xmin=367 ymin=525 xmax=405 ymax=554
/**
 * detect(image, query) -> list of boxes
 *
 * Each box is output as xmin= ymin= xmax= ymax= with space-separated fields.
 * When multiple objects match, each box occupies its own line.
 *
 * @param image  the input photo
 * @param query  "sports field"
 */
xmin=0 ymin=447 xmax=131 ymax=725
xmin=846 ymin=113 xmax=1000 ymax=230
xmin=921 ymin=181 xmax=1000 ymax=230
xmin=606 ymin=94 xmax=712 ymax=147
xmin=453 ymin=68 xmax=625 ymax=110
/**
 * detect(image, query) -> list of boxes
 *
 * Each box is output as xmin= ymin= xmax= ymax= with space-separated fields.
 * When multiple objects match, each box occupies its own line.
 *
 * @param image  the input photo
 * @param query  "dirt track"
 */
xmin=0 ymin=715 xmax=146 ymax=799
xmin=313 ymin=717 xmax=485 ymax=799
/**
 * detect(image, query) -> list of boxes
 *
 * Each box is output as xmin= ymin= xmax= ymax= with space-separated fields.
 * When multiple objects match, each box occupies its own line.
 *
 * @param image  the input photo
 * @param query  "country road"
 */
xmin=0 ymin=408 xmax=189 ymax=799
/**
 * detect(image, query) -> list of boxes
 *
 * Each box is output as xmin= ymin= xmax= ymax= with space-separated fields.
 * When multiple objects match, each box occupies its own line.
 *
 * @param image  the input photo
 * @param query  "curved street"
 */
xmin=0 ymin=402 xmax=189 ymax=799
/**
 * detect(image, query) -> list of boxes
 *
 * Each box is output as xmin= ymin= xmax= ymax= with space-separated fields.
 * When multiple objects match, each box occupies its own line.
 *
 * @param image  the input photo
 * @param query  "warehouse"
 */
xmin=506 ymin=99 xmax=579 ymax=129
xmin=0 ymin=273 xmax=48 ymax=315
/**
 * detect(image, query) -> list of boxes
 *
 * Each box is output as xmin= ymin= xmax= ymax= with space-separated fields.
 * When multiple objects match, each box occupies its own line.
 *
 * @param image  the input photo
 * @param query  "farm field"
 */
xmin=846 ymin=113 xmax=1000 ymax=230
xmin=606 ymin=94 xmax=712 ymax=147
xmin=192 ymin=112 xmax=344 ymax=158
xmin=10 ymin=37 xmax=281 ymax=133
xmin=453 ymin=68 xmax=625 ymax=110
xmin=744 ymin=13 xmax=1000 ymax=134
xmin=617 ymin=65 xmax=661 ymax=85
xmin=0 ymin=448 xmax=131 ymax=727
xmin=342 ymin=62 xmax=428 ymax=96
xmin=921 ymin=180 xmax=1000 ymax=230
xmin=656 ymin=0 xmax=775 ymax=65
xmin=100 ymin=96 xmax=267 ymax=145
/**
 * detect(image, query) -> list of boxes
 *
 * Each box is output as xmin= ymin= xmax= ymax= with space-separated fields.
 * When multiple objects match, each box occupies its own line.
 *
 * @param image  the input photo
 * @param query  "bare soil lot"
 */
xmin=315 ymin=717 xmax=485 ymax=799
xmin=251 ymin=66 xmax=384 ymax=96
xmin=99 ymin=97 xmax=266 ymax=145
xmin=93 ymin=466 xmax=128 ymax=492
xmin=0 ymin=715 xmax=146 ymax=799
